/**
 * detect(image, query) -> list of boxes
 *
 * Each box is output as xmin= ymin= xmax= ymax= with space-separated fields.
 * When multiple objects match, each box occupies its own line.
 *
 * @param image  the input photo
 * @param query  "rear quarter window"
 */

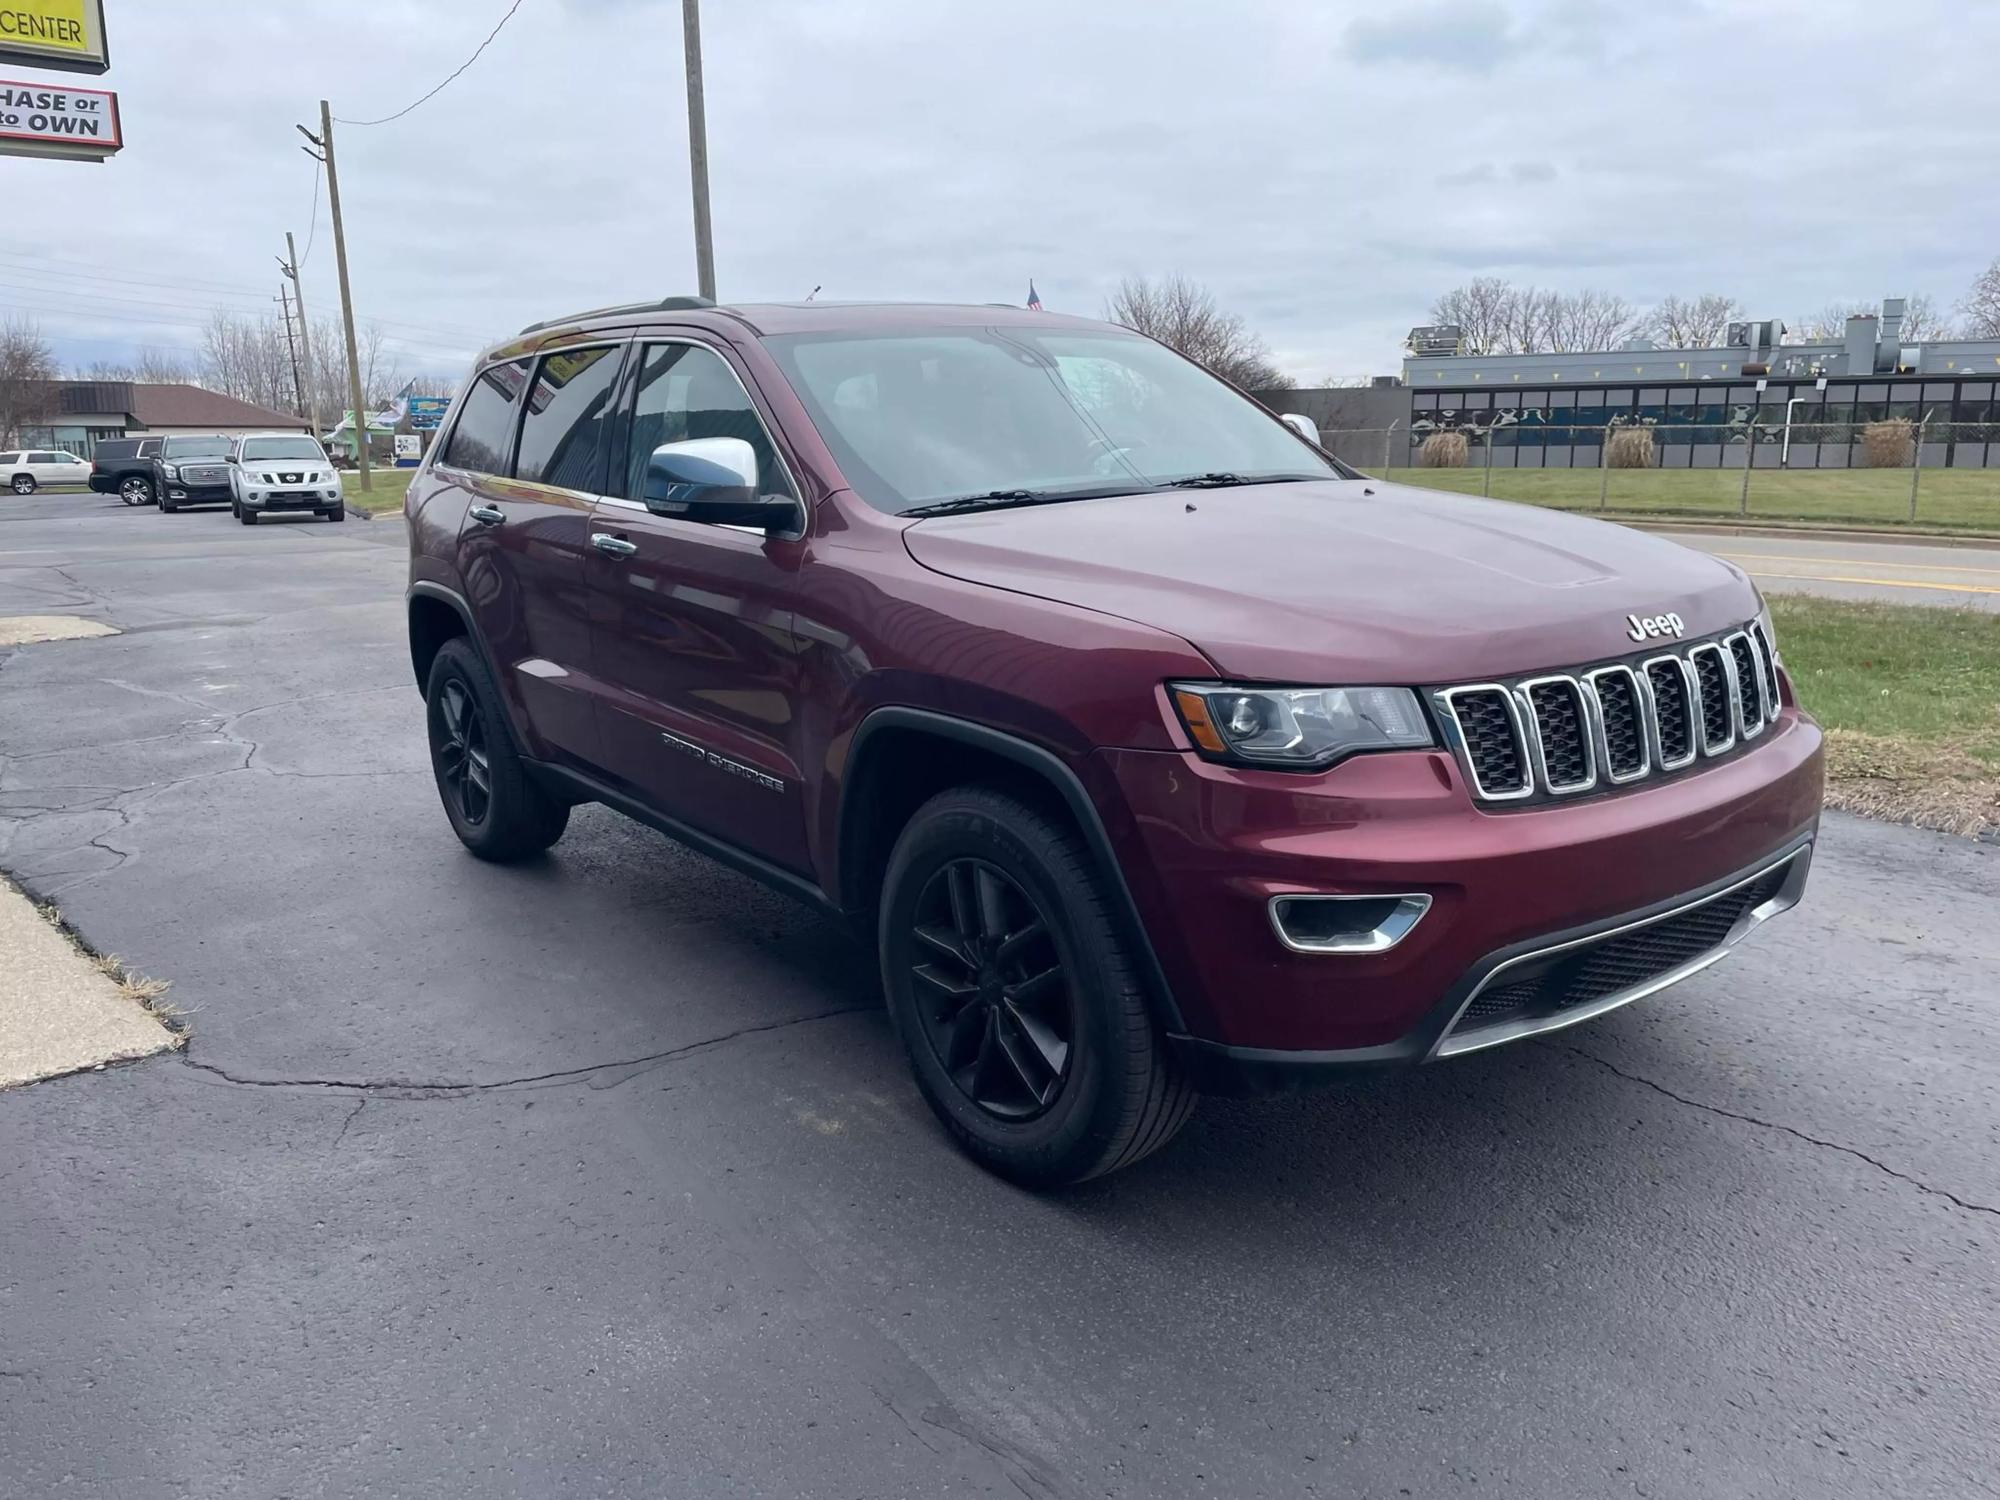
xmin=441 ymin=360 xmax=532 ymax=475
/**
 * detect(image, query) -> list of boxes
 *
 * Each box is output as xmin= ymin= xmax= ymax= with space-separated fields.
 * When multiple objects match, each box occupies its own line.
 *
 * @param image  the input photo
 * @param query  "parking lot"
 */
xmin=3 ymin=488 xmax=1997 ymax=1498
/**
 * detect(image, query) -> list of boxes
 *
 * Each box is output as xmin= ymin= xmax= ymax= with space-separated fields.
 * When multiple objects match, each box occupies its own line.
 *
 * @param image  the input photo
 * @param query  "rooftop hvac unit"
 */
xmin=1406 ymin=325 xmax=1465 ymax=357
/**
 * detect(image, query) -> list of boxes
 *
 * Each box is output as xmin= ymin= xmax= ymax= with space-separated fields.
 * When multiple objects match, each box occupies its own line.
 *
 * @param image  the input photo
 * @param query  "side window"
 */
xmin=440 ymin=359 xmax=531 ymax=475
xmin=0 ymin=454 xmax=18 ymax=465
xmin=515 ymin=345 xmax=622 ymax=492
xmin=31 ymin=451 xmax=63 ymax=463
xmin=620 ymin=342 xmax=793 ymax=503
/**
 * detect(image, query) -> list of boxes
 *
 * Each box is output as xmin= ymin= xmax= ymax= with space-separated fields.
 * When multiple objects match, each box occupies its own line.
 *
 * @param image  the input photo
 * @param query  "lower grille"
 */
xmin=1442 ymin=858 xmax=1798 ymax=1050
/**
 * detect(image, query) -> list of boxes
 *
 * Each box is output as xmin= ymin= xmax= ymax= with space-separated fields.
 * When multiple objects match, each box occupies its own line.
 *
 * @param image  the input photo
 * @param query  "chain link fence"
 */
xmin=1312 ymin=420 xmax=2000 ymax=530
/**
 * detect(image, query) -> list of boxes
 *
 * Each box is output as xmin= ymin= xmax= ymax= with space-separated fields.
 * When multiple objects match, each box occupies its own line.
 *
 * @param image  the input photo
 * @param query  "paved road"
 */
xmin=3 ymin=490 xmax=1997 ymax=1499
xmin=1661 ymin=529 xmax=2000 ymax=611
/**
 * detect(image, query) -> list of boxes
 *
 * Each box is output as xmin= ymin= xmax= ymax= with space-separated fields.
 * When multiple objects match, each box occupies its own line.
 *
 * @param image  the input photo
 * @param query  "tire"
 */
xmin=879 ymin=786 xmax=1194 ymax=1187
xmin=120 ymin=475 xmax=153 ymax=506
xmin=424 ymin=637 xmax=569 ymax=862
xmin=237 ymin=504 xmax=255 ymax=525
xmin=160 ymin=493 xmax=177 ymax=513
xmin=10 ymin=474 xmax=34 ymax=495
xmin=325 ymin=506 xmax=345 ymax=522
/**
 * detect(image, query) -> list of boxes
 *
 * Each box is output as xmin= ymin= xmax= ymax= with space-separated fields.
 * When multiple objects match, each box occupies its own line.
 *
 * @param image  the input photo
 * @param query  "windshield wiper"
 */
xmin=1158 ymin=472 xmax=1327 ymax=490
xmin=902 ymin=485 xmax=1153 ymax=518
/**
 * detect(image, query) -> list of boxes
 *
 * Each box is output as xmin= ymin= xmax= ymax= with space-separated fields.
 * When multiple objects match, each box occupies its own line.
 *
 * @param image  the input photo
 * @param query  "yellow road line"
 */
xmin=1742 ymin=567 xmax=2000 ymax=596
xmin=1717 ymin=550 xmax=2000 ymax=578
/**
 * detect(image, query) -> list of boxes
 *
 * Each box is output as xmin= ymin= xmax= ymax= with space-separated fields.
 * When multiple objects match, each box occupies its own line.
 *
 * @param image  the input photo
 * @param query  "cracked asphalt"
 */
xmin=3 ymin=489 xmax=1997 ymax=1499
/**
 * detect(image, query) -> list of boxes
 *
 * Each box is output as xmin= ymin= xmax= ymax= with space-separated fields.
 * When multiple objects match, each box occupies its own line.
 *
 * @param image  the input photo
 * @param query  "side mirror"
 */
xmin=643 ymin=437 xmax=797 ymax=531
xmin=1279 ymin=412 xmax=1322 ymax=446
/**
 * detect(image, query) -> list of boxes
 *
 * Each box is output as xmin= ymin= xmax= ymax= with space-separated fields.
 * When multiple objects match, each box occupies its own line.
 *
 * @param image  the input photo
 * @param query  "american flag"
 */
xmin=1026 ymin=280 xmax=1042 ymax=311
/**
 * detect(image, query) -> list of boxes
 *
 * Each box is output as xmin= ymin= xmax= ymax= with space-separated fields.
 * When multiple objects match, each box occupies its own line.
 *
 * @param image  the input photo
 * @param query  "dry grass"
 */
xmin=1420 ymin=431 xmax=1468 ymax=468
xmin=1818 ymin=729 xmax=2000 ymax=839
xmin=33 ymin=898 xmax=188 ymax=1035
xmin=1606 ymin=427 xmax=1656 ymax=469
xmin=1858 ymin=418 xmax=1916 ymax=468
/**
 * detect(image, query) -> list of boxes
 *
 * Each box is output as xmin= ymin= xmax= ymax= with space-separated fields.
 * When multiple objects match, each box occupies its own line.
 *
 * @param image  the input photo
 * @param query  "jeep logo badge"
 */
xmin=1626 ymin=611 xmax=1686 ymax=643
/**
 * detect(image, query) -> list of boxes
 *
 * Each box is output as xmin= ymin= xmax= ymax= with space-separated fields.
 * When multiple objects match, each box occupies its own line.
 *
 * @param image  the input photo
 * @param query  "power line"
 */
xmin=300 ymin=157 xmax=322 ymax=268
xmin=335 ymin=0 xmax=529 ymax=126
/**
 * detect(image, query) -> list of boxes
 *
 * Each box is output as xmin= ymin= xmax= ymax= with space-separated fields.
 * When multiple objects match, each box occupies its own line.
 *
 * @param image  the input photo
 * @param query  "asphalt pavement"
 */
xmin=3 ymin=489 xmax=1997 ymax=1499
xmin=1662 ymin=528 xmax=2000 ymax=611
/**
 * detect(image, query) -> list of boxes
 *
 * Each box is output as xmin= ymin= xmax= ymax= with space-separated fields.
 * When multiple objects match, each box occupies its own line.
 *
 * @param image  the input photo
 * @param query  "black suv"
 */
xmin=88 ymin=437 xmax=162 ymax=506
xmin=152 ymin=434 xmax=235 ymax=512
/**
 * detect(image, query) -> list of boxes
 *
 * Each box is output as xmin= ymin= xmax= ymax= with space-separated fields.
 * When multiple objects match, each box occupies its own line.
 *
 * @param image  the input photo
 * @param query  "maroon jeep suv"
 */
xmin=405 ymin=298 xmax=1823 ymax=1185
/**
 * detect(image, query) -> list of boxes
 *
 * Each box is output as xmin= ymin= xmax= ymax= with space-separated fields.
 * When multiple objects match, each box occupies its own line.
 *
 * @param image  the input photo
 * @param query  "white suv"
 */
xmin=3 ymin=449 xmax=91 ymax=494
xmin=230 ymin=432 xmax=345 ymax=524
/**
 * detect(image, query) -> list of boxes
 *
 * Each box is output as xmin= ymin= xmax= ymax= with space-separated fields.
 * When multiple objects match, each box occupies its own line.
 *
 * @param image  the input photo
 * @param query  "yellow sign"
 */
xmin=0 ymin=1 xmax=109 ymax=76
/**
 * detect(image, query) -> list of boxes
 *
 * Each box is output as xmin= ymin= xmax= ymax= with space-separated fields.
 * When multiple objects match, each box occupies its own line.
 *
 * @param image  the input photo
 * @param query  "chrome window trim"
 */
xmin=1687 ymin=642 xmax=1737 ymax=757
xmin=1436 ymin=685 xmax=1535 ymax=801
xmin=1515 ymin=674 xmax=1597 ymax=795
xmin=1582 ymin=664 xmax=1651 ymax=783
xmin=1641 ymin=654 xmax=1701 ymax=771
xmin=1723 ymin=631 xmax=1767 ymax=741
xmin=1268 ymin=893 xmax=1433 ymax=955
xmin=1429 ymin=842 xmax=1812 ymax=1059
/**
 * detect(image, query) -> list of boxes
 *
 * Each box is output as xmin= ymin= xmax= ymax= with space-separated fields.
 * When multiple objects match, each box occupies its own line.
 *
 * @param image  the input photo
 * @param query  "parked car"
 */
xmin=403 ymin=298 xmax=1825 ymax=1186
xmin=229 ymin=432 xmax=344 ymax=524
xmin=87 ymin=436 xmax=164 ymax=505
xmin=152 ymin=433 xmax=235 ymax=512
xmin=3 ymin=448 xmax=92 ymax=494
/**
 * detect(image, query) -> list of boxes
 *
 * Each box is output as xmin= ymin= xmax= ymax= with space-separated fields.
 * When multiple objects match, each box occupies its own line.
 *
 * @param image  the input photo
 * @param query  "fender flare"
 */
xmin=840 ymin=706 xmax=1186 ymax=1034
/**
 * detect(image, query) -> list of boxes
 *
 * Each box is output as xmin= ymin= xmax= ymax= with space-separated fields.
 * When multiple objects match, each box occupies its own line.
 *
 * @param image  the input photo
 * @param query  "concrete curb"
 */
xmin=1618 ymin=518 xmax=2000 ymax=549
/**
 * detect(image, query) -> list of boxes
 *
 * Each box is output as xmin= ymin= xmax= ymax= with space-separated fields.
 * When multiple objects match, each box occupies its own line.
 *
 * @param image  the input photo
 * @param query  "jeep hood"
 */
xmin=900 ymin=479 xmax=1759 ymax=684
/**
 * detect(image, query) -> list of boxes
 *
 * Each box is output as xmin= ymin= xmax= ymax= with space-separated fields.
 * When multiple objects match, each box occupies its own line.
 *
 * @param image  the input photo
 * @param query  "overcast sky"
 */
xmin=13 ymin=0 xmax=2000 ymax=384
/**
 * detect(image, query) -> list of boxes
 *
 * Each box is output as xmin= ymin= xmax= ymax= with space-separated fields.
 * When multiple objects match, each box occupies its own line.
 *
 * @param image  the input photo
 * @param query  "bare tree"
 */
xmin=75 ymin=346 xmax=200 ymax=384
xmin=1647 ymin=293 xmax=1742 ymax=349
xmin=1962 ymin=258 xmax=2000 ymax=339
xmin=1426 ymin=276 xmax=1517 ymax=355
xmin=1542 ymin=288 xmax=1644 ymax=352
xmin=1104 ymin=274 xmax=1292 ymax=391
xmin=0 ymin=316 xmax=57 ymax=445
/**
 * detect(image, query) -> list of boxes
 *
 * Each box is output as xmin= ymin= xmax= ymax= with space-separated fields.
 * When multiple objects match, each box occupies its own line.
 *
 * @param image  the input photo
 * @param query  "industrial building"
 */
xmin=1266 ymin=297 xmax=2000 ymax=471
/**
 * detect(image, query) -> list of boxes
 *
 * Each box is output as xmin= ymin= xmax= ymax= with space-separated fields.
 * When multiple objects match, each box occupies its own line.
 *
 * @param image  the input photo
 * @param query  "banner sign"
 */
xmin=0 ymin=77 xmax=119 ymax=160
xmin=405 ymin=396 xmax=450 ymax=431
xmin=0 ymin=1 xmax=110 ymax=75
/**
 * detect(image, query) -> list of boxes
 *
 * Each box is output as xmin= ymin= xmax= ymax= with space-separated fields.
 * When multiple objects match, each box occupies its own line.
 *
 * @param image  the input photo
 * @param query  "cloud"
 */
xmin=15 ymin=0 xmax=2000 ymax=384
xmin=1342 ymin=0 xmax=1519 ymax=73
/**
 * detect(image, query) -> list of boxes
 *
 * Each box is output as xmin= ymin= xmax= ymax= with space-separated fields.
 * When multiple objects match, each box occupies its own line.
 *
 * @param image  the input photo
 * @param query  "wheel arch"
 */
xmin=837 ymin=707 xmax=1186 ymax=1034
xmin=407 ymin=582 xmax=476 ymax=695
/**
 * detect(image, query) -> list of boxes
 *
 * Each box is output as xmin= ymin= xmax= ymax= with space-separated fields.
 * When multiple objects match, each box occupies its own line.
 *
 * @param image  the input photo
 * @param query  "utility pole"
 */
xmin=278 ymin=231 xmax=323 ymax=441
xmin=682 ymin=0 xmax=715 ymax=300
xmin=297 ymin=101 xmax=372 ymax=492
xmin=275 ymin=285 xmax=306 ymax=419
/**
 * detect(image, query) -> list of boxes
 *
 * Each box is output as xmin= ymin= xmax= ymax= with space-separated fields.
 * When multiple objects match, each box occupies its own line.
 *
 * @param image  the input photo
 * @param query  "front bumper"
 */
xmin=242 ymin=487 xmax=342 ymax=511
xmin=165 ymin=482 xmax=233 ymax=504
xmin=1098 ymin=703 xmax=1824 ymax=1089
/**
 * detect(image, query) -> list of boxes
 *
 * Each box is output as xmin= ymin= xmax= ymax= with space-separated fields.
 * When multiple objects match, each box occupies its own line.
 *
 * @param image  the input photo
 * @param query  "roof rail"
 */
xmin=518 ymin=295 xmax=715 ymax=337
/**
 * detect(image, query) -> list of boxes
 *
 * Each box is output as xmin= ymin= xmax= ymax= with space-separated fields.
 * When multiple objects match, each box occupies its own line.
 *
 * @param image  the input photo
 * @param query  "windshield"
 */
xmin=240 ymin=437 xmax=325 ymax=462
xmin=162 ymin=436 xmax=231 ymax=459
xmin=762 ymin=326 xmax=1343 ymax=513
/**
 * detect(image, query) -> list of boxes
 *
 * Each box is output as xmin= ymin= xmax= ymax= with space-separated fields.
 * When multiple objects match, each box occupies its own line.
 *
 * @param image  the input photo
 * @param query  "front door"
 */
xmin=583 ymin=339 xmax=812 ymax=874
xmin=442 ymin=345 xmax=624 ymax=769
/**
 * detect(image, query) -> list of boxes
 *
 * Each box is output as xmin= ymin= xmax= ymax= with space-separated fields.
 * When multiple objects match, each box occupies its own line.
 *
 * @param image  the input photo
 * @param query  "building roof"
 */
xmin=130 ymin=384 xmax=309 ymax=430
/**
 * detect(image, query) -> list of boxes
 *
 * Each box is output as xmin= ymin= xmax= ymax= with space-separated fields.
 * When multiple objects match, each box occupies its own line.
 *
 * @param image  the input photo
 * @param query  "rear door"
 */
xmin=435 ymin=342 xmax=626 ymax=769
xmin=581 ymin=336 xmax=812 ymax=873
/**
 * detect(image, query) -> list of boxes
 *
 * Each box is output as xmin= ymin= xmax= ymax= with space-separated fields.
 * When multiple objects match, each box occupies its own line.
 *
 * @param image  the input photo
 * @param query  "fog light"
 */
xmin=1269 ymin=893 xmax=1432 ymax=954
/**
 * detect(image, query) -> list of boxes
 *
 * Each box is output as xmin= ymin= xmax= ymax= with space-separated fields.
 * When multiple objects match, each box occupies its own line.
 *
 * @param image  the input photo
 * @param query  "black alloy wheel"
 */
xmin=432 ymin=678 xmax=491 ymax=829
xmin=909 ymin=857 xmax=1076 ymax=1120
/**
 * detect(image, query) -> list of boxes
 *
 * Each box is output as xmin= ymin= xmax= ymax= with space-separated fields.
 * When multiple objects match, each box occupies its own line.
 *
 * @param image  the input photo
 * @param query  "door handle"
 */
xmin=591 ymin=532 xmax=638 ymax=558
xmin=469 ymin=504 xmax=505 ymax=525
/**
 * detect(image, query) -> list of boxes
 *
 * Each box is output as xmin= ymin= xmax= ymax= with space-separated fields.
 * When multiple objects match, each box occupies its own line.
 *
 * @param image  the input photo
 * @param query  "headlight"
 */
xmin=1169 ymin=682 xmax=1435 ymax=768
xmin=1755 ymin=601 xmax=1779 ymax=665
xmin=160 ymin=464 xmax=180 ymax=479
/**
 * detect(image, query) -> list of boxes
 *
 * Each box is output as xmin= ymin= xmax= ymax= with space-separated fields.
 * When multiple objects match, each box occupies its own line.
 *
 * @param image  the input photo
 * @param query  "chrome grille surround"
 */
xmin=1435 ymin=622 xmax=1781 ymax=806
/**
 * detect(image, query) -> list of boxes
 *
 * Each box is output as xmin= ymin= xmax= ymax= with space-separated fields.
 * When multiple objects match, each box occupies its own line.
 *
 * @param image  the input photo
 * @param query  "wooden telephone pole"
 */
xmin=297 ymin=102 xmax=372 ymax=492
xmin=683 ymin=0 xmax=715 ymax=300
xmin=275 ymin=285 xmax=306 ymax=419
xmin=277 ymin=231 xmax=322 ymax=440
